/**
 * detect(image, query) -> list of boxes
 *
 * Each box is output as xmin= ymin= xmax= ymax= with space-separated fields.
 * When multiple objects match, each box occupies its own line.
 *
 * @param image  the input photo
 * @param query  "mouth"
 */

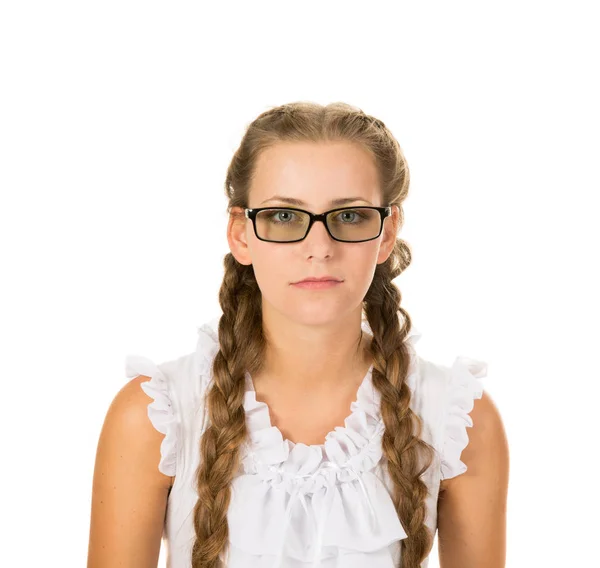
xmin=291 ymin=278 xmax=343 ymax=289
xmin=292 ymin=277 xmax=343 ymax=284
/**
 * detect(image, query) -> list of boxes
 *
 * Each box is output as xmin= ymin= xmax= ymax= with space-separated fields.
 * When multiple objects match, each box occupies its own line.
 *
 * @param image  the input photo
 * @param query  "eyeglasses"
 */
xmin=244 ymin=205 xmax=392 ymax=243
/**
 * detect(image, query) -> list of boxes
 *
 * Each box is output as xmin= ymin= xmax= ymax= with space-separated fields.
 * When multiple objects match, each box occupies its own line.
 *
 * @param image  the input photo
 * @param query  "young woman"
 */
xmin=88 ymin=102 xmax=509 ymax=568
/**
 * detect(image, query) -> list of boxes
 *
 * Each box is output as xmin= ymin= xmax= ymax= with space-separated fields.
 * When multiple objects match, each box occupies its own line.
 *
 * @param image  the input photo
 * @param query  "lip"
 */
xmin=291 ymin=279 xmax=343 ymax=290
xmin=292 ymin=277 xmax=343 ymax=284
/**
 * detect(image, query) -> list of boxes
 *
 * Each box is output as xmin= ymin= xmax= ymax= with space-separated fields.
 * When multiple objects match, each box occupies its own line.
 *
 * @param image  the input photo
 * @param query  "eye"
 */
xmin=276 ymin=211 xmax=293 ymax=222
xmin=333 ymin=209 xmax=367 ymax=223
xmin=266 ymin=209 xmax=300 ymax=224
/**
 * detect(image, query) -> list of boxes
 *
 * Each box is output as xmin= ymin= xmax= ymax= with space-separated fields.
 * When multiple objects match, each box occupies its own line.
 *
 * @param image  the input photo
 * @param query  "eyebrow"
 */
xmin=259 ymin=195 xmax=373 ymax=206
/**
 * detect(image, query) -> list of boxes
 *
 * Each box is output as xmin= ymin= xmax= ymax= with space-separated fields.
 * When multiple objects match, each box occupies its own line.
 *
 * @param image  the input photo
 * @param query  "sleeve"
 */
xmin=439 ymin=355 xmax=487 ymax=480
xmin=125 ymin=354 xmax=177 ymax=477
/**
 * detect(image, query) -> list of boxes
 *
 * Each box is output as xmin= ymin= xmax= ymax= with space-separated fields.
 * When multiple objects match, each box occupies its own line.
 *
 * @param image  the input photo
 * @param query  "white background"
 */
xmin=1 ymin=1 xmax=598 ymax=566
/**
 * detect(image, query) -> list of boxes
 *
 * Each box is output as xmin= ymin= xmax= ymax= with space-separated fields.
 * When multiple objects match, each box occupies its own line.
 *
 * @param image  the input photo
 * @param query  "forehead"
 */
xmin=249 ymin=141 xmax=381 ymax=206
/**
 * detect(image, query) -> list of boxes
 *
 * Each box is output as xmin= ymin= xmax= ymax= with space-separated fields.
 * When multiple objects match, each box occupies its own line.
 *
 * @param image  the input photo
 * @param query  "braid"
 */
xmin=191 ymin=254 xmax=265 ymax=567
xmin=364 ymin=239 xmax=437 ymax=567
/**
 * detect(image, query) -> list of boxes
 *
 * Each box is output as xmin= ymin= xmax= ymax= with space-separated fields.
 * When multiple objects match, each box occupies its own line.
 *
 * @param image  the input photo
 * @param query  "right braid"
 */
xmin=191 ymin=254 xmax=265 ymax=567
xmin=364 ymin=241 xmax=437 ymax=566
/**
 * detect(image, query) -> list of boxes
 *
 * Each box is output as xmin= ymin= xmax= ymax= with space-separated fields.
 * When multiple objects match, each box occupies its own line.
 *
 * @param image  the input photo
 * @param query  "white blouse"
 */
xmin=125 ymin=316 xmax=486 ymax=568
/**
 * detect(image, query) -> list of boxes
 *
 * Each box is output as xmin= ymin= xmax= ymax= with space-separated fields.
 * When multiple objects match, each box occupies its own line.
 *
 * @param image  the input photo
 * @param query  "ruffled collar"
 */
xmin=241 ymin=361 xmax=383 ymax=488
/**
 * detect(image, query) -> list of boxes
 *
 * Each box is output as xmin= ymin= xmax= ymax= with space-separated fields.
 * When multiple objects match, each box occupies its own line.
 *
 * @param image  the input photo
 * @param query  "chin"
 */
xmin=284 ymin=303 xmax=357 ymax=328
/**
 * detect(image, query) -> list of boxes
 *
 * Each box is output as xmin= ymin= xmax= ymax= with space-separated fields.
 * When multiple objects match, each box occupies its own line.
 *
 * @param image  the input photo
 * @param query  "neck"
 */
xmin=254 ymin=305 xmax=373 ymax=392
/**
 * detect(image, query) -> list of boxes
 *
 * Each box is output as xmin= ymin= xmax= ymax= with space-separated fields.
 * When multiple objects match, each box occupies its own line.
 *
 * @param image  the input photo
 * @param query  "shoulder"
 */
xmin=440 ymin=389 xmax=509 ymax=492
xmin=101 ymin=374 xmax=175 ymax=489
xmin=123 ymin=344 xmax=203 ymax=481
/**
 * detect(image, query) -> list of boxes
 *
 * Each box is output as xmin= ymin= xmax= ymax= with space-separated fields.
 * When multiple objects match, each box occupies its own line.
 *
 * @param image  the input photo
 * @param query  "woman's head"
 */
xmin=227 ymin=138 xmax=400 ymax=329
xmin=192 ymin=102 xmax=436 ymax=568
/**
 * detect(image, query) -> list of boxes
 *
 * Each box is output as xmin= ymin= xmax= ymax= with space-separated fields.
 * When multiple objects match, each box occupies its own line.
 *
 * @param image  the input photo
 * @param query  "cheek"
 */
xmin=344 ymin=244 xmax=380 ymax=296
xmin=250 ymin=246 xmax=290 ymax=292
xmin=350 ymin=256 xmax=379 ymax=297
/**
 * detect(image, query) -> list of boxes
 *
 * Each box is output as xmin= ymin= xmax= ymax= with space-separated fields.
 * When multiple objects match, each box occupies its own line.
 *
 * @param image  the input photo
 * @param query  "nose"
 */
xmin=299 ymin=217 xmax=336 ymax=259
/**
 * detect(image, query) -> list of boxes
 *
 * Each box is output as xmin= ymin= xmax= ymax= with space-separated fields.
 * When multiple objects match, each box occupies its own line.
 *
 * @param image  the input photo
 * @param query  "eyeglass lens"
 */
xmin=255 ymin=207 xmax=381 ymax=242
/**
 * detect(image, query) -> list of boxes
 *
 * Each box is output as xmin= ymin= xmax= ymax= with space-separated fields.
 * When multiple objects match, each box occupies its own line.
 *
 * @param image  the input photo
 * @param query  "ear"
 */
xmin=377 ymin=205 xmax=400 ymax=264
xmin=227 ymin=207 xmax=253 ymax=266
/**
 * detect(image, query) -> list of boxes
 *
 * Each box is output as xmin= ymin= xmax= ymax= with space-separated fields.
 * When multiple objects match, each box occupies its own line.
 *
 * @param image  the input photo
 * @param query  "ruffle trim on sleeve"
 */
xmin=125 ymin=355 xmax=177 ymax=477
xmin=194 ymin=318 xmax=222 ymax=434
xmin=440 ymin=355 xmax=487 ymax=481
xmin=195 ymin=317 xmax=221 ymax=388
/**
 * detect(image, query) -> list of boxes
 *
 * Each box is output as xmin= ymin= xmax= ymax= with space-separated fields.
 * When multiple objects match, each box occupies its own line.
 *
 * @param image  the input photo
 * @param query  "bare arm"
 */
xmin=87 ymin=375 xmax=175 ymax=568
xmin=437 ymin=391 xmax=510 ymax=568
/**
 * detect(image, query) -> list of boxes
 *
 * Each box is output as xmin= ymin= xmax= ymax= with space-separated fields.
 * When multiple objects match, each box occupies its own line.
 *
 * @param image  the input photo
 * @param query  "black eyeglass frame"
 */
xmin=244 ymin=205 xmax=392 ymax=243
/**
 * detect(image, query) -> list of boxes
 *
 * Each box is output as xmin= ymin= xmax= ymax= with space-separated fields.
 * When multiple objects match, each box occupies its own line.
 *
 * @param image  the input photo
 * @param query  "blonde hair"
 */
xmin=191 ymin=101 xmax=436 ymax=567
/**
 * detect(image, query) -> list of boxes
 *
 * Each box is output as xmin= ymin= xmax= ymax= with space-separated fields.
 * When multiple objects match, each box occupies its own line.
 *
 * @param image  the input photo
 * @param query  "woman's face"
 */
xmin=228 ymin=140 xmax=399 ymax=327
